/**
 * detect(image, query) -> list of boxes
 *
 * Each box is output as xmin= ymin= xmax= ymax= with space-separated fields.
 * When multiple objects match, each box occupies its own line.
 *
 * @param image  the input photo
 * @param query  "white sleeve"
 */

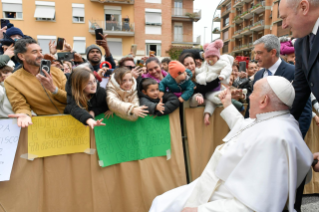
xmin=0 ymin=85 xmax=5 ymax=103
xmin=220 ymin=104 xmax=244 ymax=130
xmin=198 ymin=198 xmax=253 ymax=212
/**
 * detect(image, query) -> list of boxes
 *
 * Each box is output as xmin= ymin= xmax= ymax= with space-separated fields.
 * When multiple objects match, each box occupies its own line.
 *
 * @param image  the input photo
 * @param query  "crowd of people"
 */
xmin=1 ymin=0 xmax=319 ymax=210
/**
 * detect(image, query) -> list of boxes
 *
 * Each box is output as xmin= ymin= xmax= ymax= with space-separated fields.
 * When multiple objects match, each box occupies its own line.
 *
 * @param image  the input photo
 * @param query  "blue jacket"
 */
xmin=159 ymin=69 xmax=195 ymax=101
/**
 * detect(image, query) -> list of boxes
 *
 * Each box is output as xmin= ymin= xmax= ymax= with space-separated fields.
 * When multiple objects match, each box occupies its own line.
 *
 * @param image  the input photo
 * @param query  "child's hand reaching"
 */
xmin=195 ymin=95 xmax=204 ymax=105
xmin=156 ymin=99 xmax=165 ymax=114
xmin=86 ymin=118 xmax=106 ymax=129
xmin=104 ymin=110 xmax=114 ymax=119
xmin=133 ymin=105 xmax=149 ymax=118
xmin=218 ymin=76 xmax=224 ymax=81
xmin=178 ymin=97 xmax=184 ymax=103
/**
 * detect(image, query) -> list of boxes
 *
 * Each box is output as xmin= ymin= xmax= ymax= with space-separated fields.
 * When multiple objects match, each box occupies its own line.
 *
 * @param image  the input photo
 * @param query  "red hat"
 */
xmin=169 ymin=61 xmax=186 ymax=78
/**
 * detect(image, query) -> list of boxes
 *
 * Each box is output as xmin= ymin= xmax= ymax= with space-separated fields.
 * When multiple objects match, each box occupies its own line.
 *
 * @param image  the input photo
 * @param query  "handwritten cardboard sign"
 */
xmin=94 ymin=114 xmax=171 ymax=167
xmin=0 ymin=119 xmax=21 ymax=181
xmin=28 ymin=115 xmax=90 ymax=159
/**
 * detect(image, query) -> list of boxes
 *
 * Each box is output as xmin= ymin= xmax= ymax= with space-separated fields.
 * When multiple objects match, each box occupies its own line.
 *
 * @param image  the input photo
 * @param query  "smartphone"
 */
xmin=137 ymin=60 xmax=144 ymax=67
xmin=57 ymin=52 xmax=74 ymax=61
xmin=104 ymin=69 xmax=114 ymax=77
xmin=40 ymin=60 xmax=51 ymax=77
xmin=239 ymin=61 xmax=246 ymax=72
xmin=0 ymin=19 xmax=9 ymax=28
xmin=95 ymin=28 xmax=103 ymax=40
xmin=56 ymin=37 xmax=65 ymax=50
xmin=131 ymin=44 xmax=137 ymax=56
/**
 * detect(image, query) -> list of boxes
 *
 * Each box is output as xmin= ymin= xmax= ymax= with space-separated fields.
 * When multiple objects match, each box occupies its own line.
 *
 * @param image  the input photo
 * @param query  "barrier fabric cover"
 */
xmin=94 ymin=114 xmax=171 ymax=167
xmin=0 ymin=109 xmax=186 ymax=212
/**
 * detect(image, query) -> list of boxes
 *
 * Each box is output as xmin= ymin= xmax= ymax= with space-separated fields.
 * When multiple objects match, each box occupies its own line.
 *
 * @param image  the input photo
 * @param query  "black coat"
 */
xmin=138 ymin=79 xmax=179 ymax=116
xmin=64 ymin=73 xmax=108 ymax=125
xmin=291 ymin=33 xmax=319 ymax=120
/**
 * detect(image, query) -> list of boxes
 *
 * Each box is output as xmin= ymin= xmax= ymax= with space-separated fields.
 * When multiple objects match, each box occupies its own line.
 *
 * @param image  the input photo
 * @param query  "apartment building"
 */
xmin=0 ymin=0 xmax=200 ymax=59
xmin=212 ymin=0 xmax=291 ymax=58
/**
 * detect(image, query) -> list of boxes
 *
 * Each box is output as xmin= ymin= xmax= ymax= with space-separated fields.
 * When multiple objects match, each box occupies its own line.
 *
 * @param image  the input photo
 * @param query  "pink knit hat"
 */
xmin=280 ymin=41 xmax=295 ymax=55
xmin=203 ymin=39 xmax=224 ymax=59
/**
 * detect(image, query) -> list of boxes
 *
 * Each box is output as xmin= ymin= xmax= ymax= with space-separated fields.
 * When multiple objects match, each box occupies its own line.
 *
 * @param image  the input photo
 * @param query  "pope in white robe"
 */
xmin=150 ymin=76 xmax=313 ymax=212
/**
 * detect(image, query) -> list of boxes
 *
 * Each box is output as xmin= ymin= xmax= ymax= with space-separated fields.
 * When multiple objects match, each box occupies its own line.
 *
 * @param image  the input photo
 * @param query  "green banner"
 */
xmin=94 ymin=114 xmax=171 ymax=167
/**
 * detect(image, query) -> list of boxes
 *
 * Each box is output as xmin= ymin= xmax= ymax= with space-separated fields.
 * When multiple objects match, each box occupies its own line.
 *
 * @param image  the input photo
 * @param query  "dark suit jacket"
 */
xmin=245 ymin=60 xmax=312 ymax=138
xmin=291 ymin=34 xmax=319 ymax=120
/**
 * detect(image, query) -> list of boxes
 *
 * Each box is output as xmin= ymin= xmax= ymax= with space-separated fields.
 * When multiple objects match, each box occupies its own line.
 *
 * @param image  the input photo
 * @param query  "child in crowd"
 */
xmin=0 ymin=65 xmax=14 ymax=117
xmin=64 ymin=65 xmax=108 ymax=129
xmin=139 ymin=78 xmax=179 ymax=116
xmin=193 ymin=39 xmax=234 ymax=125
xmin=159 ymin=61 xmax=195 ymax=103
xmin=106 ymin=67 xmax=148 ymax=121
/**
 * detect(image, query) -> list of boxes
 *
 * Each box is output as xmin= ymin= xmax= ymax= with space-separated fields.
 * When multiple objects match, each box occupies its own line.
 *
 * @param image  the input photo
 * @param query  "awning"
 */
xmin=34 ymin=6 xmax=55 ymax=19
xmin=72 ymin=8 xmax=84 ymax=17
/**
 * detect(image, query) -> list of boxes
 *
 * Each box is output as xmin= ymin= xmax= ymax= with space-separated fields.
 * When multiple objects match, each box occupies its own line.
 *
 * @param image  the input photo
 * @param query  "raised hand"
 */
xmin=156 ymin=98 xmax=165 ymax=114
xmin=36 ymin=70 xmax=56 ymax=93
xmin=4 ymin=44 xmax=14 ymax=58
xmin=132 ymin=105 xmax=149 ymax=118
xmin=219 ymin=87 xmax=232 ymax=108
xmin=49 ymin=40 xmax=57 ymax=55
xmin=86 ymin=118 xmax=106 ymax=129
xmin=104 ymin=110 xmax=114 ymax=119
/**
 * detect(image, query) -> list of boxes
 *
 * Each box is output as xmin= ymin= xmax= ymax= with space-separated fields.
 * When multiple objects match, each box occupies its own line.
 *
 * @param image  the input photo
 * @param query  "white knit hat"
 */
xmin=267 ymin=76 xmax=295 ymax=108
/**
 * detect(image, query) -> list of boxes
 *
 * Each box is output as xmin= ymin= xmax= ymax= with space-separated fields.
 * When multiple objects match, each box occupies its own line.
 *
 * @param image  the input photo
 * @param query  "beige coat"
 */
xmin=106 ymin=74 xmax=139 ymax=121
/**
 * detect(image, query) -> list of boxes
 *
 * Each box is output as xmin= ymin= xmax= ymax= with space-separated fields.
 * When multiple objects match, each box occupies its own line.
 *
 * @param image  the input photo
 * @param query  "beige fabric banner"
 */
xmin=0 ymin=109 xmax=186 ymax=212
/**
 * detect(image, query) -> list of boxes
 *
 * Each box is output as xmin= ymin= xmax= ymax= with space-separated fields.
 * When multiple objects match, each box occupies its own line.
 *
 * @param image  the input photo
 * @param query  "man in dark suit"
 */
xmin=244 ymin=34 xmax=312 ymax=138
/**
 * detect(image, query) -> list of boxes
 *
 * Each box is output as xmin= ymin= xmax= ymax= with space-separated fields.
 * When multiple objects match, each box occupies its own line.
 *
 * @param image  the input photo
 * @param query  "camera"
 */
xmin=57 ymin=52 xmax=74 ymax=61
xmin=40 ymin=60 xmax=51 ymax=77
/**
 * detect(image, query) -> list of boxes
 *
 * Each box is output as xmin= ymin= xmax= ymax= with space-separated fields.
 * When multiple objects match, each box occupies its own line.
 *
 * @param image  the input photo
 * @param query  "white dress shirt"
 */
xmin=263 ymin=57 xmax=282 ymax=78
xmin=312 ymin=17 xmax=319 ymax=35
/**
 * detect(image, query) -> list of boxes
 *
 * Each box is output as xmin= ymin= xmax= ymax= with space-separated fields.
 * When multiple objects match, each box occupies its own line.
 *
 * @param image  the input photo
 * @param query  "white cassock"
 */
xmin=150 ymin=105 xmax=313 ymax=212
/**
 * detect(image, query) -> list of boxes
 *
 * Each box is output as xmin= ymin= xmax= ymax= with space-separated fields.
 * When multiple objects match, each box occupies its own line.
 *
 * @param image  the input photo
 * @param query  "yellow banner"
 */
xmin=28 ymin=115 xmax=90 ymax=159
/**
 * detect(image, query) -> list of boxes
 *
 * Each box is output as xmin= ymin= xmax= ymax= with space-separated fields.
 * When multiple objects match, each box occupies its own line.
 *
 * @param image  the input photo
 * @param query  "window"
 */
xmin=107 ymin=38 xmax=122 ymax=56
xmin=173 ymin=0 xmax=183 ymax=16
xmin=73 ymin=37 xmax=86 ymax=54
xmin=2 ymin=0 xmax=23 ymax=19
xmin=104 ymin=6 xmax=122 ymax=30
xmin=223 ymin=15 xmax=229 ymax=27
xmin=222 ymin=42 xmax=229 ymax=53
xmin=145 ymin=9 xmax=162 ymax=25
xmin=145 ymin=40 xmax=161 ymax=56
xmin=34 ymin=1 xmax=55 ymax=21
xmin=37 ymin=35 xmax=56 ymax=54
xmin=72 ymin=4 xmax=84 ymax=23
xmin=174 ymin=24 xmax=183 ymax=42
xmin=223 ymin=30 xmax=229 ymax=40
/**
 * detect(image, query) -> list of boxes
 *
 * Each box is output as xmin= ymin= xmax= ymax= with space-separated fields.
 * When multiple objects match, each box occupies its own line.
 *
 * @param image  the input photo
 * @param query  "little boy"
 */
xmin=159 ymin=60 xmax=195 ymax=103
xmin=139 ymin=78 xmax=179 ymax=116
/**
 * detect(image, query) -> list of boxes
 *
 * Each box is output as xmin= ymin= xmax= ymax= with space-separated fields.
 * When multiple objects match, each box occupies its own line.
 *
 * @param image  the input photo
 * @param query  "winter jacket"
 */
xmin=159 ymin=69 xmax=195 ymax=101
xmin=138 ymin=79 xmax=179 ymax=116
xmin=106 ymin=73 xmax=139 ymax=121
xmin=64 ymin=72 xmax=108 ymax=125
xmin=195 ymin=54 xmax=234 ymax=85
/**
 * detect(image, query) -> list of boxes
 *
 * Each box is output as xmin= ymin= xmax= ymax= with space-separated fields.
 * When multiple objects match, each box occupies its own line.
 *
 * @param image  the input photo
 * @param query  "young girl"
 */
xmin=106 ymin=67 xmax=148 ymax=121
xmin=194 ymin=39 xmax=234 ymax=125
xmin=64 ymin=64 xmax=108 ymax=129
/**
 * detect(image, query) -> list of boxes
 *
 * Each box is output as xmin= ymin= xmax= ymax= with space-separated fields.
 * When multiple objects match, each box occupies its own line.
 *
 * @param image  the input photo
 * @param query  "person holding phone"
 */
xmin=4 ymin=38 xmax=67 ymax=128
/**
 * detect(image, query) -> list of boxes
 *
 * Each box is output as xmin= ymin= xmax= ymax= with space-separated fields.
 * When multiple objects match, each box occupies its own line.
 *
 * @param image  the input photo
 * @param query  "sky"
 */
xmin=193 ymin=0 xmax=220 ymax=45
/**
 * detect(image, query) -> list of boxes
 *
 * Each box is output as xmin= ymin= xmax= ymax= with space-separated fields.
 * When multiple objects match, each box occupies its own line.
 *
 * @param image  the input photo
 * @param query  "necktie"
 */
xmin=309 ymin=33 xmax=315 ymax=51
xmin=267 ymin=69 xmax=272 ymax=76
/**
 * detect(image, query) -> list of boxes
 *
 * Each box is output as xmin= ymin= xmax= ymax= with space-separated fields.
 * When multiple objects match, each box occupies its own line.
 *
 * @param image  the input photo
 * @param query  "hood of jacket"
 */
xmin=108 ymin=73 xmax=137 ymax=102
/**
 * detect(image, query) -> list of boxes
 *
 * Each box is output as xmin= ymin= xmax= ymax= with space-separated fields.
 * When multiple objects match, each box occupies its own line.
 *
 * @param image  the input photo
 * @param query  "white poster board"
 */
xmin=0 ymin=119 xmax=21 ymax=181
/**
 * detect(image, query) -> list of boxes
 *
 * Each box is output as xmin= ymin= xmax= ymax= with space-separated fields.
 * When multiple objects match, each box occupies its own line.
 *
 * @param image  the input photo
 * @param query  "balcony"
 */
xmin=250 ymin=20 xmax=265 ymax=31
xmin=221 ymin=6 xmax=231 ymax=17
xmin=241 ymin=26 xmax=252 ymax=35
xmin=172 ymin=8 xmax=201 ymax=22
xmin=90 ymin=0 xmax=134 ymax=4
xmin=234 ymin=0 xmax=244 ymax=8
xmin=213 ymin=13 xmax=221 ymax=22
xmin=233 ymin=14 xmax=244 ymax=24
xmin=233 ymin=45 xmax=242 ymax=52
xmin=212 ymin=27 xmax=221 ymax=34
xmin=233 ymin=29 xmax=243 ymax=38
xmin=172 ymin=34 xmax=201 ymax=45
xmin=251 ymin=1 xmax=266 ymax=14
xmin=241 ymin=43 xmax=253 ymax=50
xmin=217 ymin=0 xmax=231 ymax=10
xmin=89 ymin=20 xmax=135 ymax=36
xmin=241 ymin=9 xmax=253 ymax=19
xmin=243 ymin=0 xmax=253 ymax=2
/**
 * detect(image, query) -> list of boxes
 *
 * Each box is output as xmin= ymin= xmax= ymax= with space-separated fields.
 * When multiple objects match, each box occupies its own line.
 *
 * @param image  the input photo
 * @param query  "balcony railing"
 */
xmin=222 ymin=6 xmax=231 ymax=16
xmin=90 ymin=0 xmax=134 ymax=4
xmin=172 ymin=34 xmax=201 ymax=44
xmin=213 ymin=13 xmax=221 ymax=19
xmin=89 ymin=20 xmax=135 ymax=36
xmin=172 ymin=8 xmax=201 ymax=20
xmin=242 ymin=26 xmax=250 ymax=31
xmin=233 ymin=46 xmax=241 ymax=51
xmin=234 ymin=29 xmax=243 ymax=35
xmin=252 ymin=1 xmax=265 ymax=10
xmin=253 ymin=20 xmax=264 ymax=27
xmin=234 ymin=0 xmax=242 ymax=5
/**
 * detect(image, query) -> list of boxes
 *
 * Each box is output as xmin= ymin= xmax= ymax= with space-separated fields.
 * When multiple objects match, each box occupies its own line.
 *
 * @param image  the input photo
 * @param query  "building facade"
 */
xmin=0 ymin=0 xmax=200 ymax=59
xmin=213 ymin=0 xmax=291 ymax=59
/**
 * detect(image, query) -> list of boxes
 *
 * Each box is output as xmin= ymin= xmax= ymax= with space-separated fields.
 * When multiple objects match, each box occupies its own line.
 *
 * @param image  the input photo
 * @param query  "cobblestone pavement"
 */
xmin=302 ymin=194 xmax=319 ymax=212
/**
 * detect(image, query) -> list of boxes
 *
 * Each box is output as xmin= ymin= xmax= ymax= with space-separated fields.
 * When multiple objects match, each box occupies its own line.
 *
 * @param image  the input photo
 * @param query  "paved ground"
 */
xmin=302 ymin=194 xmax=319 ymax=211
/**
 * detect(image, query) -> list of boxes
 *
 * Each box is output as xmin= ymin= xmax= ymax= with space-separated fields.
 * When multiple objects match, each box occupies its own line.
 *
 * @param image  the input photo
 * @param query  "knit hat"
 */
xmin=169 ymin=60 xmax=186 ymax=78
xmin=86 ymin=44 xmax=102 ymax=58
xmin=280 ymin=41 xmax=295 ymax=55
xmin=203 ymin=39 xmax=224 ymax=59
xmin=267 ymin=76 xmax=295 ymax=108
xmin=6 ymin=23 xmax=23 ymax=38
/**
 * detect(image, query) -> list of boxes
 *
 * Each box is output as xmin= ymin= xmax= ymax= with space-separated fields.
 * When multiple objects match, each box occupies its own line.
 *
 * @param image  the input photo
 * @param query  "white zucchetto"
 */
xmin=267 ymin=76 xmax=295 ymax=108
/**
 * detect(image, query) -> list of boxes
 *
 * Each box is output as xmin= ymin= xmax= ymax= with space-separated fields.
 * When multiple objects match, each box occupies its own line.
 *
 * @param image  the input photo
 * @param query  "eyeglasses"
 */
xmin=125 ymin=66 xmax=136 ymax=70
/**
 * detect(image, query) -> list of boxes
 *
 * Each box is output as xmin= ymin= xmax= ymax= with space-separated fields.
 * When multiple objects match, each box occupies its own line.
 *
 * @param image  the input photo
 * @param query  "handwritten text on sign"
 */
xmin=0 ymin=119 xmax=21 ymax=181
xmin=28 ymin=115 xmax=90 ymax=159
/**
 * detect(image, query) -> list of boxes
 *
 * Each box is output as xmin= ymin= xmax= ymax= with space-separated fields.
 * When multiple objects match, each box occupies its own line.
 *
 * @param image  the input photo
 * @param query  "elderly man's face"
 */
xmin=254 ymin=43 xmax=275 ymax=69
xmin=249 ymin=79 xmax=267 ymax=118
xmin=21 ymin=43 xmax=43 ymax=67
xmin=279 ymin=0 xmax=313 ymax=38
